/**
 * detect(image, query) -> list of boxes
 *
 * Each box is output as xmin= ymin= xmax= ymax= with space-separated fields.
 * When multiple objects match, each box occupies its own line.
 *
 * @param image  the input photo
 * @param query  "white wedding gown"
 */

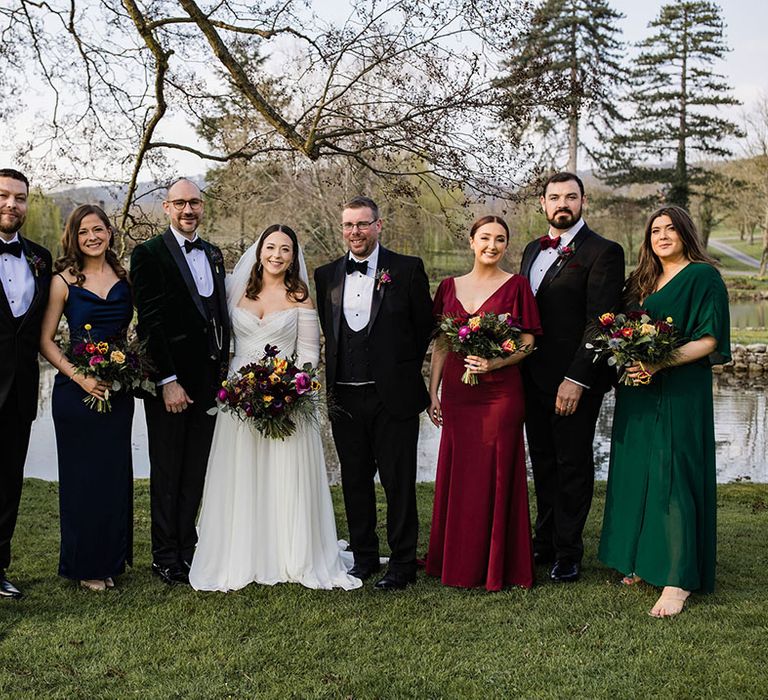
xmin=189 ymin=306 xmax=361 ymax=591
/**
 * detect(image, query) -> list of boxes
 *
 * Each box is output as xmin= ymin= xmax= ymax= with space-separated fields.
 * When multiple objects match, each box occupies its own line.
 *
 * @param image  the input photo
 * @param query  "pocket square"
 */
xmin=567 ymin=262 xmax=583 ymax=269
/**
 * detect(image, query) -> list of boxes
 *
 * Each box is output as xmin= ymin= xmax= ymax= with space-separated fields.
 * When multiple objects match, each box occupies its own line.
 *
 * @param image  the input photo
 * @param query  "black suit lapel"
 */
xmin=521 ymin=239 xmax=539 ymax=279
xmin=329 ymin=257 xmax=346 ymax=344
xmin=0 ymin=276 xmax=12 ymax=321
xmin=16 ymin=237 xmax=42 ymax=329
xmin=367 ymin=246 xmax=390 ymax=333
xmin=162 ymin=228 xmax=207 ymax=321
xmin=536 ymin=226 xmax=593 ymax=296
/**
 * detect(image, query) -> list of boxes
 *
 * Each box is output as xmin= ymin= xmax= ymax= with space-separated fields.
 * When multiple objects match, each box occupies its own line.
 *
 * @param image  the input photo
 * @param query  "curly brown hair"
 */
xmin=54 ymin=204 xmax=127 ymax=286
xmin=625 ymin=205 xmax=719 ymax=305
xmin=245 ymin=224 xmax=308 ymax=303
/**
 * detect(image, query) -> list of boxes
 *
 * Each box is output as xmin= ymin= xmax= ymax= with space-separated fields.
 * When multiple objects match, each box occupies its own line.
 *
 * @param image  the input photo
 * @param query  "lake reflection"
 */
xmin=26 ymin=366 xmax=767 ymax=484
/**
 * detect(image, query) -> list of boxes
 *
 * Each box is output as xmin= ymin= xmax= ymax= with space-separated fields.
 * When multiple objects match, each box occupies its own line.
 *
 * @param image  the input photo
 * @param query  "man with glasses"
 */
xmin=314 ymin=196 xmax=433 ymax=590
xmin=131 ymin=178 xmax=230 ymax=586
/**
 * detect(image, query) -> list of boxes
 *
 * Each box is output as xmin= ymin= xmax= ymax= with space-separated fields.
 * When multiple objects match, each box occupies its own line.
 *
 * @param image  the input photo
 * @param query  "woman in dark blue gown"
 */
xmin=40 ymin=205 xmax=133 ymax=591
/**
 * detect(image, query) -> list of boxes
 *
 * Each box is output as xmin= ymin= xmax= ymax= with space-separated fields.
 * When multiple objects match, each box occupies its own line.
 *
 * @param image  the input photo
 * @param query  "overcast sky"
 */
xmin=3 ymin=1 xmax=764 ymax=180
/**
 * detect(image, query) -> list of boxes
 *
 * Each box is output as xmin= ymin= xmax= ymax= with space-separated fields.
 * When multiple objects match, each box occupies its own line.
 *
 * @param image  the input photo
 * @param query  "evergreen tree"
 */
xmin=601 ymin=1 xmax=741 ymax=209
xmin=496 ymin=0 xmax=625 ymax=172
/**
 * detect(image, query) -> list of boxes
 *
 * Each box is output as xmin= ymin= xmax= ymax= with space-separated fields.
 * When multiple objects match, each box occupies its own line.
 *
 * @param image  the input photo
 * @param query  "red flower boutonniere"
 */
xmin=375 ymin=268 xmax=392 ymax=290
xmin=557 ymin=244 xmax=575 ymax=262
xmin=25 ymin=252 xmax=46 ymax=277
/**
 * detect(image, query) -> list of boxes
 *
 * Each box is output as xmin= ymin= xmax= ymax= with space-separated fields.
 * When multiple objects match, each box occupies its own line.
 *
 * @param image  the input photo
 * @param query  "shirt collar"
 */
xmin=548 ymin=218 xmax=584 ymax=246
xmin=170 ymin=226 xmax=199 ymax=247
xmin=349 ymin=243 xmax=380 ymax=271
xmin=1 ymin=233 xmax=20 ymax=245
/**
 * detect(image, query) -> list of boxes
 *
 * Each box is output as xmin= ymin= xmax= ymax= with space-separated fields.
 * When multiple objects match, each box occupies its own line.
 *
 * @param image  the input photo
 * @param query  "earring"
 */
xmin=257 ymin=262 xmax=263 ymax=273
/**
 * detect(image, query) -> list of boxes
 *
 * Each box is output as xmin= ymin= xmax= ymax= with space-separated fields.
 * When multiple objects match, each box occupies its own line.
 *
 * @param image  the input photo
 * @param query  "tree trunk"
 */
xmin=567 ymin=6 xmax=578 ymax=173
xmin=671 ymin=8 xmax=690 ymax=209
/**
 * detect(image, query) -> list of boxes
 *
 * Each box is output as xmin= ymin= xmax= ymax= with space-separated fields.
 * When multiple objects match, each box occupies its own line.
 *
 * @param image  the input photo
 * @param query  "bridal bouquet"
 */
xmin=212 ymin=344 xmax=322 ymax=440
xmin=68 ymin=323 xmax=156 ymax=412
xmin=586 ymin=311 xmax=680 ymax=385
xmin=439 ymin=312 xmax=531 ymax=385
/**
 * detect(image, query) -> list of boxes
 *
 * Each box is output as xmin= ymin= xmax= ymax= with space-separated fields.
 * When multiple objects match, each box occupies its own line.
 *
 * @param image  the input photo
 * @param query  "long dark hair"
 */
xmin=245 ymin=224 xmax=309 ymax=303
xmin=54 ymin=204 xmax=127 ymax=286
xmin=625 ymin=205 xmax=719 ymax=304
xmin=469 ymin=215 xmax=509 ymax=240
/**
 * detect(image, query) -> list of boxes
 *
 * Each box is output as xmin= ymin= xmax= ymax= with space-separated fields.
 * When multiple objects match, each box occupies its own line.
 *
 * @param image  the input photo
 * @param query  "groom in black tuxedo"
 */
xmin=131 ymin=178 xmax=230 ymax=585
xmin=0 ymin=168 xmax=52 ymax=599
xmin=520 ymin=172 xmax=624 ymax=583
xmin=314 ymin=196 xmax=433 ymax=590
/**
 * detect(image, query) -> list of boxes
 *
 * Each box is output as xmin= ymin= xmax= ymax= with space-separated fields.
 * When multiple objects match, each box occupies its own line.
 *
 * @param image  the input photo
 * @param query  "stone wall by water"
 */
xmin=716 ymin=343 xmax=768 ymax=377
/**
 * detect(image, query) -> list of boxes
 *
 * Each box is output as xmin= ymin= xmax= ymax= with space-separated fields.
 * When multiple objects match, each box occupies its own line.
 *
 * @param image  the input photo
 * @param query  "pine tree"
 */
xmin=601 ymin=0 xmax=741 ymax=209
xmin=496 ymin=0 xmax=625 ymax=172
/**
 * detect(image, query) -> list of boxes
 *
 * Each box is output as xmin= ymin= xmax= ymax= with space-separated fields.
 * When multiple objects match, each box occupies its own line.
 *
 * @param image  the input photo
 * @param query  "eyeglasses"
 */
xmin=167 ymin=198 xmax=203 ymax=211
xmin=342 ymin=220 xmax=377 ymax=232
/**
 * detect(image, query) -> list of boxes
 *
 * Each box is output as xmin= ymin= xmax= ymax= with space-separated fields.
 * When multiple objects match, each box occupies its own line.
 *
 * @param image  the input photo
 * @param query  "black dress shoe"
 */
xmin=549 ymin=560 xmax=580 ymax=583
xmin=152 ymin=563 xmax=189 ymax=585
xmin=374 ymin=569 xmax=417 ymax=591
xmin=533 ymin=551 xmax=555 ymax=566
xmin=0 ymin=575 xmax=23 ymax=599
xmin=348 ymin=562 xmax=381 ymax=581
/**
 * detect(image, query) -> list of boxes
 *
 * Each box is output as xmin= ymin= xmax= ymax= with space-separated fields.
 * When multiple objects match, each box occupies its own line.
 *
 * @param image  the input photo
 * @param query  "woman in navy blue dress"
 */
xmin=40 ymin=205 xmax=133 ymax=591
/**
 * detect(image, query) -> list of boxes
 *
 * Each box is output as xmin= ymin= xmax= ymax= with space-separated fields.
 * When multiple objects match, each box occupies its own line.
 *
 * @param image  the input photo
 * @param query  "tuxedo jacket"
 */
xmin=314 ymin=246 xmax=433 ymax=419
xmin=130 ymin=228 xmax=230 ymax=405
xmin=520 ymin=224 xmax=625 ymax=396
xmin=0 ymin=237 xmax=52 ymax=421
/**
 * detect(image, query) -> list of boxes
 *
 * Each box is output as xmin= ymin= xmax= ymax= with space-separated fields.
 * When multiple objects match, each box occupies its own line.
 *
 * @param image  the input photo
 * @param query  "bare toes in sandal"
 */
xmin=649 ymin=586 xmax=690 ymax=617
xmin=621 ymin=574 xmax=642 ymax=586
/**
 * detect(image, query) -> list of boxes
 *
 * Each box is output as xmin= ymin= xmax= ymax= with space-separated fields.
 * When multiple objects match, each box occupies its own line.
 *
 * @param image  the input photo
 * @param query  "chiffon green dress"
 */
xmin=598 ymin=263 xmax=730 ymax=593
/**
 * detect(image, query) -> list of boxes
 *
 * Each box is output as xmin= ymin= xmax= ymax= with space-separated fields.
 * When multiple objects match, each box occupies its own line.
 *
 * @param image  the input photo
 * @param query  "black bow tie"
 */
xmin=346 ymin=258 xmax=368 ymax=275
xmin=184 ymin=238 xmax=204 ymax=254
xmin=539 ymin=235 xmax=561 ymax=250
xmin=0 ymin=240 xmax=22 ymax=258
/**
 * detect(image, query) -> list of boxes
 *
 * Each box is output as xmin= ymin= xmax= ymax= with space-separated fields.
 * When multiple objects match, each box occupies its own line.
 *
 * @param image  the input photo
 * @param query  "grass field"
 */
xmin=1 ymin=480 xmax=767 ymax=699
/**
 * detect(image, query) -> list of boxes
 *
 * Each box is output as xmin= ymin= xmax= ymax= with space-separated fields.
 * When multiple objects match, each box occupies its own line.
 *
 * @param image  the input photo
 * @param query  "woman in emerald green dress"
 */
xmin=599 ymin=206 xmax=730 ymax=618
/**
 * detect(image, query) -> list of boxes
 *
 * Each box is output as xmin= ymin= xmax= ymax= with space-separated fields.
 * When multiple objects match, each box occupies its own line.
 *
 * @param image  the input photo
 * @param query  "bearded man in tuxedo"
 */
xmin=520 ymin=172 xmax=624 ymax=583
xmin=0 ymin=168 xmax=52 ymax=599
xmin=131 ymin=178 xmax=230 ymax=585
xmin=314 ymin=196 xmax=433 ymax=590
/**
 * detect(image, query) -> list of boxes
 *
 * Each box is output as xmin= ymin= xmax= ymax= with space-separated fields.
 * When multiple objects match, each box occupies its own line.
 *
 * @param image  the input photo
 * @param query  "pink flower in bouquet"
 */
xmin=217 ymin=388 xmax=229 ymax=402
xmin=89 ymin=355 xmax=105 ymax=366
xmin=457 ymin=326 xmax=471 ymax=340
xmin=501 ymin=339 xmax=517 ymax=353
xmin=294 ymin=372 xmax=311 ymax=395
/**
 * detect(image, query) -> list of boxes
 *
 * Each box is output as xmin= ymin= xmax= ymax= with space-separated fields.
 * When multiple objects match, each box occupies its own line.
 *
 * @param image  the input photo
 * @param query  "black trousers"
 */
xmin=331 ymin=385 xmax=419 ymax=574
xmin=0 ymin=387 xmax=33 ymax=572
xmin=144 ymin=394 xmax=216 ymax=568
xmin=524 ymin=385 xmax=605 ymax=564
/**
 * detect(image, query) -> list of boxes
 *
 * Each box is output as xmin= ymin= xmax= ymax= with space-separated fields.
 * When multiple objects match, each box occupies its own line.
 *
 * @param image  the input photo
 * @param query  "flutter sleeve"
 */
xmin=688 ymin=265 xmax=731 ymax=365
xmin=511 ymin=276 xmax=542 ymax=335
xmin=296 ymin=307 xmax=321 ymax=368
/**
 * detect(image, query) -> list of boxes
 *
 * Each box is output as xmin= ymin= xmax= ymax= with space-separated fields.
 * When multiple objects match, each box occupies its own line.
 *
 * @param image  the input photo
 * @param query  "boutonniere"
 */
xmin=556 ymin=244 xmax=575 ymax=262
xmin=208 ymin=247 xmax=224 ymax=275
xmin=25 ymin=252 xmax=46 ymax=277
xmin=375 ymin=268 xmax=392 ymax=290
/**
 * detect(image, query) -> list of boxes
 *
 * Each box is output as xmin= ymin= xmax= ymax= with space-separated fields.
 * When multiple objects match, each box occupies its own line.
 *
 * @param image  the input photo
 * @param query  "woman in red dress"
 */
xmin=426 ymin=216 xmax=541 ymax=590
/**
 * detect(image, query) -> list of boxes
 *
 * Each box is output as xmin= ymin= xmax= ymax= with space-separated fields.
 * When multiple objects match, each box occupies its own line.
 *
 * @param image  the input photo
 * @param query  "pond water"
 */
xmin=25 ymin=366 xmax=767 ymax=484
xmin=729 ymin=299 xmax=768 ymax=329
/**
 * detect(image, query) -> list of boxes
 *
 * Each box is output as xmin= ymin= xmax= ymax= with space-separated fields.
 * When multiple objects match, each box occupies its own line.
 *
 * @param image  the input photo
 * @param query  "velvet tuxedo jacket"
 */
xmin=0 ymin=237 xmax=52 ymax=421
xmin=314 ymin=246 xmax=433 ymax=419
xmin=520 ymin=224 xmax=625 ymax=396
xmin=130 ymin=228 xmax=230 ymax=405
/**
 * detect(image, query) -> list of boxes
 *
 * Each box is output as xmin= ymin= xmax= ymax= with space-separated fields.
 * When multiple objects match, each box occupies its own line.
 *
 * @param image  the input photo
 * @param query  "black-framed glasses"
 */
xmin=167 ymin=198 xmax=203 ymax=211
xmin=342 ymin=220 xmax=377 ymax=232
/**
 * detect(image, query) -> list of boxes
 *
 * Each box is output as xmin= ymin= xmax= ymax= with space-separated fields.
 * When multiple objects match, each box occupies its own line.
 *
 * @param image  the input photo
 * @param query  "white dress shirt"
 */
xmin=171 ymin=226 xmax=214 ymax=298
xmin=0 ymin=234 xmax=35 ymax=317
xmin=529 ymin=218 xmax=585 ymax=296
xmin=342 ymin=243 xmax=379 ymax=332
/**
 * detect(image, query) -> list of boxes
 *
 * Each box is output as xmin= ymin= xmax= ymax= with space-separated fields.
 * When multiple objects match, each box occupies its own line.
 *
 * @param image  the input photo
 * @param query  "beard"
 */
xmin=0 ymin=212 xmax=24 ymax=236
xmin=547 ymin=207 xmax=580 ymax=231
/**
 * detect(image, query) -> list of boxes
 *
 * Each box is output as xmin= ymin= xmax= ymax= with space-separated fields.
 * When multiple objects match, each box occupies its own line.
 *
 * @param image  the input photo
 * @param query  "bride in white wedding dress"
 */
xmin=189 ymin=225 xmax=361 ymax=592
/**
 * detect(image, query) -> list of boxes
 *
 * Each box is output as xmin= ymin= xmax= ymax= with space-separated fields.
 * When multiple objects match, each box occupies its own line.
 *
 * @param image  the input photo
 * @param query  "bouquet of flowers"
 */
xmin=212 ymin=344 xmax=322 ymax=440
xmin=68 ymin=323 xmax=156 ymax=412
xmin=439 ymin=312 xmax=530 ymax=385
xmin=585 ymin=311 xmax=680 ymax=385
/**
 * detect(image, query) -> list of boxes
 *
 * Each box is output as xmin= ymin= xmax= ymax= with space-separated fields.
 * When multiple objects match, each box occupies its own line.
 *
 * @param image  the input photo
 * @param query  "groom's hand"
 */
xmin=163 ymin=381 xmax=194 ymax=413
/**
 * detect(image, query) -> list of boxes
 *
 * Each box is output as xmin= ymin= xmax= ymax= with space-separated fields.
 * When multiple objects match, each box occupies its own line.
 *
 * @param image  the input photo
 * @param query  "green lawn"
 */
xmin=2 ymin=480 xmax=767 ymax=699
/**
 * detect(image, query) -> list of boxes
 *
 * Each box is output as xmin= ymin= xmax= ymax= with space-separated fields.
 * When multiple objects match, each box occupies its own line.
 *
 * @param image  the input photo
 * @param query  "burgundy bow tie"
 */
xmin=539 ymin=235 xmax=561 ymax=250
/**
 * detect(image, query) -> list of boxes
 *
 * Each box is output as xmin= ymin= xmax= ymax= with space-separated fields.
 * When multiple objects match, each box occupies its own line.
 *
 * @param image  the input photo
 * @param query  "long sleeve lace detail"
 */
xmin=296 ymin=307 xmax=321 ymax=368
